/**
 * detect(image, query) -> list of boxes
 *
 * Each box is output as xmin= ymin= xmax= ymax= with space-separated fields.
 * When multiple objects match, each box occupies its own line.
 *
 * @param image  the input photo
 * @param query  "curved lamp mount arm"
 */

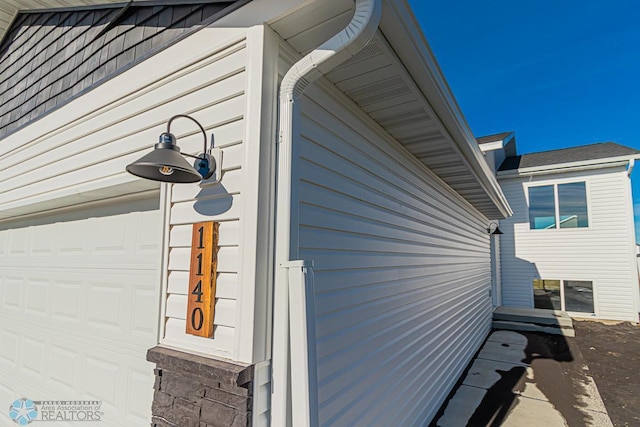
xmin=166 ymin=114 xmax=209 ymax=159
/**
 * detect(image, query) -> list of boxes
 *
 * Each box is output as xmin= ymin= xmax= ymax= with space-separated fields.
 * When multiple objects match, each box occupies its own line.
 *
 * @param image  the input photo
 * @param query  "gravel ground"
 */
xmin=573 ymin=320 xmax=640 ymax=427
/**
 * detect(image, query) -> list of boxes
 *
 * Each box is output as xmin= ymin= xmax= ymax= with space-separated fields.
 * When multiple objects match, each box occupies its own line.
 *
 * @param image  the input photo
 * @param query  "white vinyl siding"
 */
xmin=499 ymin=167 xmax=639 ymax=321
xmin=161 ymin=38 xmax=247 ymax=359
xmin=162 ymin=63 xmax=247 ymax=357
xmin=297 ymin=81 xmax=492 ymax=426
xmin=164 ymin=25 xmax=278 ymax=363
xmin=0 ymin=26 xmax=252 ymax=359
xmin=0 ymin=27 xmax=247 ymax=218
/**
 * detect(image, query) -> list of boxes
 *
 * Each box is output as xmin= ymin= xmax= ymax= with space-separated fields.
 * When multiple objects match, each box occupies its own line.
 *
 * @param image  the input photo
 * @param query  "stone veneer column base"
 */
xmin=147 ymin=346 xmax=254 ymax=427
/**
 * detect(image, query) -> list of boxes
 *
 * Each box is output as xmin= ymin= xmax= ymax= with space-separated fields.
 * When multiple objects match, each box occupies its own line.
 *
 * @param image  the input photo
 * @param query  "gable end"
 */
xmin=0 ymin=1 xmax=240 ymax=141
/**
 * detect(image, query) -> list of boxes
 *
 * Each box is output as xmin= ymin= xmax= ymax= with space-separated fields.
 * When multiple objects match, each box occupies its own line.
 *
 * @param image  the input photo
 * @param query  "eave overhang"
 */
xmin=270 ymin=0 xmax=512 ymax=219
xmin=380 ymin=1 xmax=511 ymax=219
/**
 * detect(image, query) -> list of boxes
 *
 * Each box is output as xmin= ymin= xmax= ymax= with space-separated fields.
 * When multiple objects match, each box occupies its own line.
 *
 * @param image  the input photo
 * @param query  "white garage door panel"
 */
xmin=1 ymin=270 xmax=158 ymax=354
xmin=0 ymin=198 xmax=161 ymax=427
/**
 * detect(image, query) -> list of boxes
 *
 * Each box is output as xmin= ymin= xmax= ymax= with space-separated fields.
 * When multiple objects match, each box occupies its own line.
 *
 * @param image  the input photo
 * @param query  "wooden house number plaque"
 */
xmin=186 ymin=221 xmax=219 ymax=337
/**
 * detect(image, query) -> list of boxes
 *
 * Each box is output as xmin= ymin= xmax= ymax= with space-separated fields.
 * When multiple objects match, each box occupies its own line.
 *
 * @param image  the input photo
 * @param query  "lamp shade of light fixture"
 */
xmin=126 ymin=115 xmax=218 ymax=184
xmin=126 ymin=133 xmax=203 ymax=183
xmin=486 ymin=222 xmax=503 ymax=235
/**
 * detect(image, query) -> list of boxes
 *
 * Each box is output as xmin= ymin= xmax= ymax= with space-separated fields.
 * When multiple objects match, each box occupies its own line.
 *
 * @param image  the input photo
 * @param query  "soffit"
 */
xmin=270 ymin=0 xmax=510 ymax=219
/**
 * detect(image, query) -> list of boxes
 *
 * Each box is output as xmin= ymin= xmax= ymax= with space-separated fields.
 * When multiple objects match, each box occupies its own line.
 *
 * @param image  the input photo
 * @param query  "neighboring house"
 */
xmin=0 ymin=1 xmax=512 ymax=426
xmin=480 ymin=132 xmax=640 ymax=322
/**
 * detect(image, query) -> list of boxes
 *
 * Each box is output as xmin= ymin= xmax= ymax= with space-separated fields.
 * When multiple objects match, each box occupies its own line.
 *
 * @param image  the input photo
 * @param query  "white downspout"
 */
xmin=627 ymin=158 xmax=635 ymax=177
xmin=271 ymin=1 xmax=381 ymax=426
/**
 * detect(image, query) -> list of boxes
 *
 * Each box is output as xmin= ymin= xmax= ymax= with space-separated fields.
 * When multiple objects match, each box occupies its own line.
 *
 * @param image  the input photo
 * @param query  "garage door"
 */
xmin=0 ymin=196 xmax=161 ymax=426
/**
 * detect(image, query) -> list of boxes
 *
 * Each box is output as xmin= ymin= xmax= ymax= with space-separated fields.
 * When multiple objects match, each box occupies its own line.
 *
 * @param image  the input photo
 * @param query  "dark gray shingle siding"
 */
xmin=0 ymin=2 xmax=237 ymax=141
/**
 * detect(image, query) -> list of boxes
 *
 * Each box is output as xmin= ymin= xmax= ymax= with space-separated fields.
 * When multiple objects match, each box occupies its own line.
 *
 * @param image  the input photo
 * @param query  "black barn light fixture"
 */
xmin=487 ymin=222 xmax=503 ymax=235
xmin=126 ymin=114 xmax=219 ymax=184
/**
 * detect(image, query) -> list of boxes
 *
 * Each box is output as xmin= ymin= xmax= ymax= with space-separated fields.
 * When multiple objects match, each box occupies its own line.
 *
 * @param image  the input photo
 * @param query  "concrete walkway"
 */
xmin=433 ymin=330 xmax=612 ymax=427
xmin=492 ymin=307 xmax=575 ymax=337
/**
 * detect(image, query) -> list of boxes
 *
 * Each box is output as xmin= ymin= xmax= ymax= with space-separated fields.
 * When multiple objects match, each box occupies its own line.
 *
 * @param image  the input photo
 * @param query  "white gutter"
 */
xmin=271 ymin=1 xmax=381 ymax=426
xmin=628 ymin=158 xmax=635 ymax=177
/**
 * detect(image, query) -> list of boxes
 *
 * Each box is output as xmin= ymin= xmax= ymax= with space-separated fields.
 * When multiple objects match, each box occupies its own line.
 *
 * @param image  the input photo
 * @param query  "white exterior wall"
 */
xmin=499 ymin=166 xmax=640 ymax=321
xmin=161 ymin=37 xmax=249 ymax=360
xmin=0 ymin=22 xmax=279 ymax=363
xmin=161 ymin=25 xmax=278 ymax=364
xmin=295 ymin=74 xmax=493 ymax=426
xmin=0 ymin=27 xmax=246 ymax=217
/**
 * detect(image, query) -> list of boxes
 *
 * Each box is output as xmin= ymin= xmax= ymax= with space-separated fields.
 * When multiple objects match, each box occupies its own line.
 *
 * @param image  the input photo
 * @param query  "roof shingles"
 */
xmin=476 ymin=131 xmax=513 ymax=145
xmin=498 ymin=142 xmax=640 ymax=171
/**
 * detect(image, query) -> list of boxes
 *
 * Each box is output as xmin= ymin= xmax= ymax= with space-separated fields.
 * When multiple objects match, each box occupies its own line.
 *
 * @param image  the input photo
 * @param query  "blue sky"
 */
xmin=408 ymin=0 xmax=640 ymax=242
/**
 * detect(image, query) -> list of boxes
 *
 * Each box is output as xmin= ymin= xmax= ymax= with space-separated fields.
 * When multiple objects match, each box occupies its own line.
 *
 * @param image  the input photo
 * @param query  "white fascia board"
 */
xmin=380 ymin=0 xmax=512 ymax=218
xmin=497 ymin=156 xmax=639 ymax=178
xmin=218 ymin=0 xmax=308 ymax=27
xmin=479 ymin=141 xmax=505 ymax=152
xmin=479 ymin=132 xmax=515 ymax=153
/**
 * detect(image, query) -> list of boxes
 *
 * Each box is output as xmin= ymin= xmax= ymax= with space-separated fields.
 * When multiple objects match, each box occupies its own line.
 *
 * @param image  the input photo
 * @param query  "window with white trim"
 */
xmin=533 ymin=279 xmax=594 ymax=313
xmin=528 ymin=182 xmax=588 ymax=229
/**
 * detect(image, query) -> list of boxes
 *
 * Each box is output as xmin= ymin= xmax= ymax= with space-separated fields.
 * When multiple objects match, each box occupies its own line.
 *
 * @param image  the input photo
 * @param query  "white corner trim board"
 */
xmin=271 ymin=1 xmax=382 ymax=426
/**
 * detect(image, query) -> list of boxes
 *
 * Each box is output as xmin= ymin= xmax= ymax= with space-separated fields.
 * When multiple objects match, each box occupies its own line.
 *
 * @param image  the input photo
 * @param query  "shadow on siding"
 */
xmin=193 ymin=183 xmax=233 ymax=216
